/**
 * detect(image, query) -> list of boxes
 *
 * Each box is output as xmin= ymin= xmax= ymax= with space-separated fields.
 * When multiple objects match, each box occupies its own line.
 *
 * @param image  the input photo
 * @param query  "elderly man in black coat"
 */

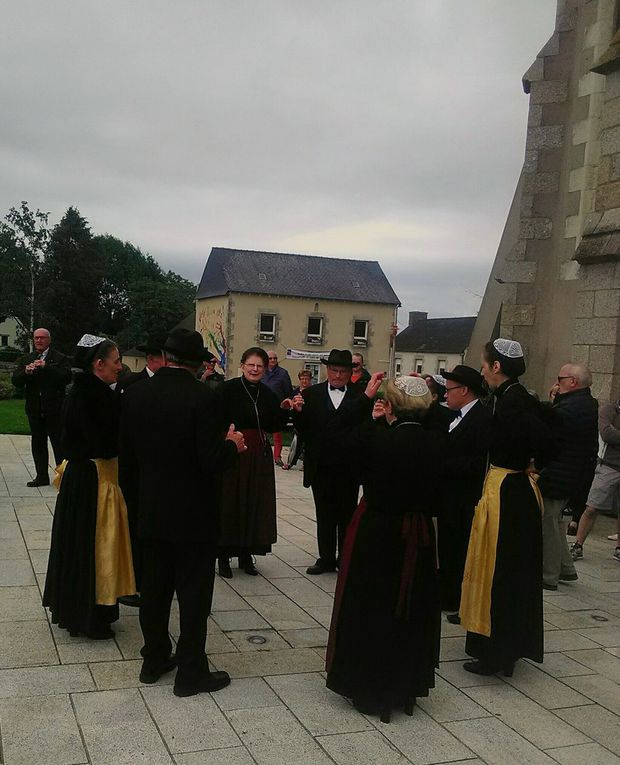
xmin=540 ymin=363 xmax=598 ymax=590
xmin=12 ymin=328 xmax=71 ymax=486
xmin=288 ymin=349 xmax=382 ymax=575
xmin=440 ymin=365 xmax=492 ymax=622
xmin=120 ymin=328 xmax=246 ymax=697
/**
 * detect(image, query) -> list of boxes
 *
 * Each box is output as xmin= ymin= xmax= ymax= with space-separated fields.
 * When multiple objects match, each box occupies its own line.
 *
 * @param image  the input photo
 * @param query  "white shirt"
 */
xmin=39 ymin=348 xmax=49 ymax=360
xmin=328 ymin=384 xmax=347 ymax=410
xmin=146 ymin=366 xmax=155 ymax=378
xmin=448 ymin=399 xmax=479 ymax=433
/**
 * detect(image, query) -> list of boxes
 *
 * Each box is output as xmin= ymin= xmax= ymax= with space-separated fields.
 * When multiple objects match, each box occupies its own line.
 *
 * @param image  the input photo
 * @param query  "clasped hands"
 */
xmin=225 ymin=424 xmax=247 ymax=453
xmin=25 ymin=359 xmax=46 ymax=374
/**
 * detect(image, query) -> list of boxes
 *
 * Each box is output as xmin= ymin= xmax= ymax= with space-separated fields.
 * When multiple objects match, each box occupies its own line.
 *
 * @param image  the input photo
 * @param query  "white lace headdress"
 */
xmin=393 ymin=376 xmax=430 ymax=397
xmin=493 ymin=338 xmax=524 ymax=358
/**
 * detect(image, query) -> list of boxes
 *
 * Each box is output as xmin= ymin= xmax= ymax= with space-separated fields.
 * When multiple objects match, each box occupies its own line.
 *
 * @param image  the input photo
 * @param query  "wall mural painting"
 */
xmin=197 ymin=304 xmax=227 ymax=372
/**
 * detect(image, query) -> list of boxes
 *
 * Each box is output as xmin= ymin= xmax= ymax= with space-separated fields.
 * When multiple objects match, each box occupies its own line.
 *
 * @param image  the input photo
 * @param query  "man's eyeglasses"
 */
xmin=557 ymin=376 xmax=575 ymax=382
xmin=445 ymin=385 xmax=465 ymax=393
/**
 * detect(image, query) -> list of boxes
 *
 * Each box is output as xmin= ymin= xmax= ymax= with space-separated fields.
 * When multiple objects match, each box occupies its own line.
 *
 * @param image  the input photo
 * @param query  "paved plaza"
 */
xmin=0 ymin=433 xmax=619 ymax=765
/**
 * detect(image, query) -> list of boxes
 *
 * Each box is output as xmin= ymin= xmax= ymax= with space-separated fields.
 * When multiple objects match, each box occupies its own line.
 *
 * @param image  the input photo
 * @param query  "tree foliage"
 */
xmin=0 ymin=202 xmax=196 ymax=354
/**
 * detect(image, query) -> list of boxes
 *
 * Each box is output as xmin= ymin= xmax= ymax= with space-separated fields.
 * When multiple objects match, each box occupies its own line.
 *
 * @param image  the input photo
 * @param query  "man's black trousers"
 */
xmin=139 ymin=540 xmax=215 ymax=684
xmin=311 ymin=465 xmax=360 ymax=566
xmin=28 ymin=409 xmax=63 ymax=480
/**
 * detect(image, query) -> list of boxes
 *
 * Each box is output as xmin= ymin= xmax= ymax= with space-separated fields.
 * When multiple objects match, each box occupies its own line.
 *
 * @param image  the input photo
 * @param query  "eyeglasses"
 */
xmin=244 ymin=363 xmax=264 ymax=369
xmin=445 ymin=385 xmax=465 ymax=393
xmin=557 ymin=376 xmax=575 ymax=382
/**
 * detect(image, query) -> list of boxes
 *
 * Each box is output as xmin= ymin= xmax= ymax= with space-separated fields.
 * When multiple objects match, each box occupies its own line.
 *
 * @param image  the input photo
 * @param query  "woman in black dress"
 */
xmin=460 ymin=339 xmax=551 ymax=676
xmin=217 ymin=347 xmax=286 ymax=578
xmin=43 ymin=335 xmax=135 ymax=639
xmin=326 ymin=376 xmax=443 ymax=723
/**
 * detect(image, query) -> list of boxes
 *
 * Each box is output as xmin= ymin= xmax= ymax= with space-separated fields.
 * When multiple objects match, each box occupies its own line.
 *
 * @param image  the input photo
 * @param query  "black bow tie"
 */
xmin=329 ymin=385 xmax=346 ymax=392
xmin=455 ymin=409 xmax=462 ymax=418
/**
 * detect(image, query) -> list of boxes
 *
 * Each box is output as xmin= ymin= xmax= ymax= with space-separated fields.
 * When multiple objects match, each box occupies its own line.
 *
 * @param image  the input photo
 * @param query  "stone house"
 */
xmin=195 ymin=247 xmax=400 ymax=380
xmin=469 ymin=0 xmax=620 ymax=400
xmin=395 ymin=312 xmax=476 ymax=376
xmin=0 ymin=317 xmax=19 ymax=349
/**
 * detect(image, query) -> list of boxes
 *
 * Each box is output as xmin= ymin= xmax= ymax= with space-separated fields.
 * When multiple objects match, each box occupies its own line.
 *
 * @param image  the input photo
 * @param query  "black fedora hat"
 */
xmin=163 ymin=328 xmax=212 ymax=362
xmin=443 ymin=364 xmax=485 ymax=395
xmin=136 ymin=332 xmax=168 ymax=355
xmin=320 ymin=349 xmax=355 ymax=368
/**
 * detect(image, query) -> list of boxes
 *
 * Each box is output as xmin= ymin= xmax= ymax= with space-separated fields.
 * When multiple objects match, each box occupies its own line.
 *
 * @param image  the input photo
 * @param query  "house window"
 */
xmin=415 ymin=358 xmax=424 ymax=373
xmin=305 ymin=363 xmax=320 ymax=383
xmin=395 ymin=358 xmax=402 ymax=374
xmin=306 ymin=316 xmax=323 ymax=345
xmin=437 ymin=359 xmax=447 ymax=374
xmin=353 ymin=319 xmax=369 ymax=347
xmin=259 ymin=313 xmax=276 ymax=343
xmin=0 ymin=335 xmax=8 ymax=347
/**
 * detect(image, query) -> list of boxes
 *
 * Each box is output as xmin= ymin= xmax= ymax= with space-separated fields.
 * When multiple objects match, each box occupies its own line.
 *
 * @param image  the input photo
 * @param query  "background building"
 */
xmin=0 ymin=317 xmax=19 ymax=349
xmin=395 ymin=312 xmax=476 ymax=375
xmin=469 ymin=0 xmax=620 ymax=400
xmin=195 ymin=247 xmax=400 ymax=379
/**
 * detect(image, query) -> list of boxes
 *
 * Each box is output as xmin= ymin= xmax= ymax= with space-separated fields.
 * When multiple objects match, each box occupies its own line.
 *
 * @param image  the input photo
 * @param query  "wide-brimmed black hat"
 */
xmin=136 ymin=333 xmax=168 ymax=355
xmin=320 ymin=349 xmax=355 ymax=368
xmin=163 ymin=328 xmax=212 ymax=362
xmin=444 ymin=365 xmax=485 ymax=395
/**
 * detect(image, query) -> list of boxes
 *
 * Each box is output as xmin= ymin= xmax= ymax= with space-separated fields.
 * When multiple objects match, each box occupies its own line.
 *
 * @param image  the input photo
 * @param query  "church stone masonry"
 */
xmin=469 ymin=0 xmax=620 ymax=401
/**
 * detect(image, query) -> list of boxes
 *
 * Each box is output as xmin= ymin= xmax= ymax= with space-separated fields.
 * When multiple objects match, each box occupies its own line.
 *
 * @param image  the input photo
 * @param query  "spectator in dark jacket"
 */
xmin=263 ymin=352 xmax=293 ymax=466
xmin=540 ymin=363 xmax=598 ymax=589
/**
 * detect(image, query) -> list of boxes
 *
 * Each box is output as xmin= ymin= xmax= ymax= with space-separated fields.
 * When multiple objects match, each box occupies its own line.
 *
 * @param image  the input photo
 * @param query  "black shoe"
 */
xmin=118 ymin=594 xmax=141 ymax=607
xmin=84 ymin=627 xmax=115 ymax=640
xmin=139 ymin=654 xmax=177 ymax=684
xmin=306 ymin=559 xmax=337 ymax=575
xmin=173 ymin=670 xmax=231 ymax=697
xmin=559 ymin=573 xmax=578 ymax=582
xmin=218 ymin=559 xmax=233 ymax=578
xmin=463 ymin=660 xmax=514 ymax=678
xmin=27 ymin=478 xmax=50 ymax=487
xmin=239 ymin=555 xmax=258 ymax=576
xmin=542 ymin=582 xmax=558 ymax=591
xmin=446 ymin=613 xmax=461 ymax=625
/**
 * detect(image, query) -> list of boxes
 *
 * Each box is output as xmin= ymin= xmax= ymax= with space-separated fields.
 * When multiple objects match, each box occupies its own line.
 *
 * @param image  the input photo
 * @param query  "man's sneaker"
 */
xmin=570 ymin=543 xmax=583 ymax=561
xmin=613 ymin=547 xmax=620 ymax=562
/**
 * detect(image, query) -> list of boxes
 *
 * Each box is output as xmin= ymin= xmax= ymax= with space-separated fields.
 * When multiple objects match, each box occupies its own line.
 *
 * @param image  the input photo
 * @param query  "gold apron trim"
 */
xmin=459 ymin=465 xmax=543 ymax=637
xmin=55 ymin=458 xmax=136 ymax=605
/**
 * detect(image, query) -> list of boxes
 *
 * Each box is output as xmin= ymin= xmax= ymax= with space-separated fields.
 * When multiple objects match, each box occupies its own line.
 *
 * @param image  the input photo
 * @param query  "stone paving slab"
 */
xmin=1 ymin=434 xmax=619 ymax=764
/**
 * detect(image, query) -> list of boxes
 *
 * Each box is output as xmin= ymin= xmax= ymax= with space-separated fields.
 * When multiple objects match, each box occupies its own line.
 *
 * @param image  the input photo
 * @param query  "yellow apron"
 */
xmin=55 ymin=458 xmax=136 ymax=605
xmin=459 ymin=465 xmax=543 ymax=637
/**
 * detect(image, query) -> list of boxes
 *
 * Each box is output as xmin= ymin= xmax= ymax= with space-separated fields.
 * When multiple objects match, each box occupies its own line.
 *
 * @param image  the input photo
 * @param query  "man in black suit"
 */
xmin=12 ymin=328 xmax=71 ymax=487
xmin=120 ymin=328 xmax=246 ymax=697
xmin=289 ymin=349 xmax=382 ymax=575
xmin=440 ymin=365 xmax=492 ymax=622
xmin=124 ymin=333 xmax=167 ymax=389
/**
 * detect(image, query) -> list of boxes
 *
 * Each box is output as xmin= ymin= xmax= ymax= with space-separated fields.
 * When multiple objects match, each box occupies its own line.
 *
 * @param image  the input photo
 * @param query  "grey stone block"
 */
xmin=73 ymin=688 xmax=174 ymax=764
xmin=563 ymin=674 xmax=620 ymax=715
xmin=527 ymin=126 xmax=564 ymax=150
xmin=0 ymin=694 xmax=87 ymax=765
xmin=175 ymin=749 xmax=255 ymax=765
xmin=212 ymin=577 xmax=254 ymax=610
xmin=212 ymin=609 xmax=271 ymax=632
xmin=213 ymin=677 xmax=282 ymax=711
xmin=265 ymin=672 xmax=372 ymax=735
xmin=90 ymin=659 xmax=174 ymax=690
xmin=464 ymin=683 xmax=589 ymax=749
xmin=227 ymin=629 xmax=290 ymax=652
xmin=0 ymin=585 xmax=47 ymax=622
xmin=226 ymin=706 xmax=334 ymax=765
xmin=499 ymin=262 xmax=538 ymax=284
xmin=317 ymin=731 xmax=410 ymax=764
xmin=417 ymin=676 xmax=490 ymax=723
xmin=0 ymin=558 xmax=36 ymax=586
xmin=141 ymin=685 xmax=240 ymax=753
xmin=575 ymin=626 xmax=620 ymax=647
xmin=556 ymin=705 xmax=620 ymax=756
xmin=594 ymin=289 xmax=620 ymax=317
xmin=502 ymin=660 xmax=592 ymax=708
xmin=531 ymin=80 xmax=568 ymax=104
xmin=279 ymin=627 xmax=329 ymax=648
xmin=58 ymin=639 xmax=123 ymax=664
xmin=531 ymin=653 xmax=596 ymax=678
xmin=564 ymin=648 xmax=620 ymax=683
xmin=211 ymin=647 xmax=323 ymax=678
xmin=271 ymin=577 xmax=333 ymax=608
xmin=0 ymin=620 xmax=57 ymax=668
xmin=545 ymin=742 xmax=620 ymax=765
xmin=446 ymin=716 xmax=559 ymax=764
xmin=0 ymin=663 xmax=94 ymax=698
xmin=519 ymin=218 xmax=553 ymax=240
xmin=602 ymin=125 xmax=620 ymax=155
xmin=244 ymin=595 xmax=321 ymax=630
xmin=573 ymin=318 xmax=619 ymax=345
xmin=575 ymin=291 xmax=595 ymax=318
xmin=0 ymin=520 xmax=21 ymax=538
xmin=372 ymin=706 xmax=472 ymax=764
xmin=271 ymin=544 xmax=316 ymax=566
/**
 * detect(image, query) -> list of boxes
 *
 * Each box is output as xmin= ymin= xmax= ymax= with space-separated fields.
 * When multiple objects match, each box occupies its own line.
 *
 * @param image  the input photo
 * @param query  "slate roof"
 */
xmin=196 ymin=247 xmax=400 ymax=306
xmin=395 ymin=316 xmax=476 ymax=354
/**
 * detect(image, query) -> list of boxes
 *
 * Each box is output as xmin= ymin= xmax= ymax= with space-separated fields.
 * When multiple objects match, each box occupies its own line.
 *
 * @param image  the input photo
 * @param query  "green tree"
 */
xmin=0 ymin=202 xmax=50 ymax=348
xmin=38 ymin=207 xmax=105 ymax=352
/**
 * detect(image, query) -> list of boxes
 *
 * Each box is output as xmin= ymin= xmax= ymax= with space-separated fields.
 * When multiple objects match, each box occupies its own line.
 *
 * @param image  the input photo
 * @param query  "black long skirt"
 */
xmin=218 ymin=429 xmax=277 ymax=557
xmin=43 ymin=460 xmax=118 ymax=634
xmin=465 ymin=472 xmax=543 ymax=666
xmin=326 ymin=500 xmax=441 ymax=711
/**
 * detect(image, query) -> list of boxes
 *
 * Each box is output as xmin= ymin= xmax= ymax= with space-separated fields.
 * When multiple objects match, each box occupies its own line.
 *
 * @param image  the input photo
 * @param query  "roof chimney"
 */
xmin=409 ymin=311 xmax=428 ymax=326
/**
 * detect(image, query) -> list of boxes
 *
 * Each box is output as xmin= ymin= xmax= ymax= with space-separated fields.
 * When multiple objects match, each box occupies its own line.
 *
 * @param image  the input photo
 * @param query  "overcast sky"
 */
xmin=1 ymin=1 xmax=557 ymax=325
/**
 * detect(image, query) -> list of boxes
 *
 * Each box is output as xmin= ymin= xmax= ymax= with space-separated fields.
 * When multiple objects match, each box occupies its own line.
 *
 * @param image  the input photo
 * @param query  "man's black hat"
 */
xmin=136 ymin=333 xmax=168 ymax=355
xmin=163 ymin=328 xmax=213 ymax=362
xmin=320 ymin=349 xmax=355 ymax=368
xmin=443 ymin=364 xmax=485 ymax=395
